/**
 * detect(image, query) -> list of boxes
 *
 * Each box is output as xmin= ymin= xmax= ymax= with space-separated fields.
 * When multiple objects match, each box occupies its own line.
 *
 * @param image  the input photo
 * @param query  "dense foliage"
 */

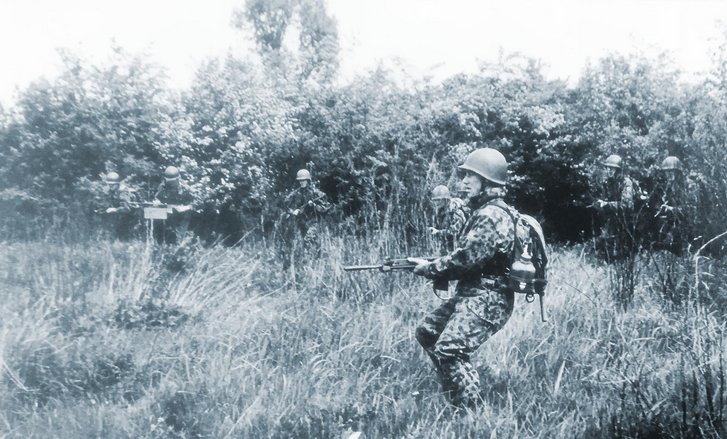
xmin=0 ymin=3 xmax=725 ymax=245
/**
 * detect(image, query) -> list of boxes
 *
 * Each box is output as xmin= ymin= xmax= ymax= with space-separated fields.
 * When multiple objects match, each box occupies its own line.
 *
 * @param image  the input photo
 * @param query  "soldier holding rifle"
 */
xmin=407 ymin=147 xmax=541 ymax=409
xmin=591 ymin=154 xmax=641 ymax=259
xmin=152 ymin=166 xmax=194 ymax=244
xmin=280 ymin=169 xmax=330 ymax=268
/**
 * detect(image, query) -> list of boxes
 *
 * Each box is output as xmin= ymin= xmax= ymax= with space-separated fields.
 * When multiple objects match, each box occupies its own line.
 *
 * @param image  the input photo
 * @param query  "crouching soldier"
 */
xmin=409 ymin=147 xmax=533 ymax=409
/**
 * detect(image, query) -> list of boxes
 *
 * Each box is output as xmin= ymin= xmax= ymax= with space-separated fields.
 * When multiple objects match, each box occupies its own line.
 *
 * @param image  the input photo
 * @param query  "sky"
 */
xmin=0 ymin=0 xmax=725 ymax=106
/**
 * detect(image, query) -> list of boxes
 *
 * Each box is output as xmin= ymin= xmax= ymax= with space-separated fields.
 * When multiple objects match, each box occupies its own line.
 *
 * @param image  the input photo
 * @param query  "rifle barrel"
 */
xmin=343 ymin=265 xmax=383 ymax=271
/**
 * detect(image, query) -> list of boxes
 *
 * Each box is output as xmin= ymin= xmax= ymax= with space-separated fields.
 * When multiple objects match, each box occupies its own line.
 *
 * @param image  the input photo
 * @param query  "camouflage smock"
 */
xmin=415 ymin=186 xmax=531 ymax=408
xmin=421 ymin=187 xmax=529 ymax=297
xmin=433 ymin=196 xmax=470 ymax=253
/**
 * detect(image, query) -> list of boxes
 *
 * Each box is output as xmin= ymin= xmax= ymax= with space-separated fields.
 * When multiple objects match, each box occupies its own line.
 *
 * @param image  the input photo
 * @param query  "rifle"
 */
xmin=343 ymin=257 xmax=448 ymax=291
xmin=94 ymin=201 xmax=141 ymax=214
xmin=282 ymin=194 xmax=327 ymax=220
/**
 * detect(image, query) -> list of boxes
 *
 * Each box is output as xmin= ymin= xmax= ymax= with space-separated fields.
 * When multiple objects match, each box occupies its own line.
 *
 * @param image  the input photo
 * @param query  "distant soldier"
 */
xmin=408 ymin=148 xmax=540 ymax=409
xmin=153 ymin=166 xmax=193 ymax=208
xmin=280 ymin=169 xmax=330 ymax=267
xmin=428 ymin=185 xmax=469 ymax=254
xmin=100 ymin=171 xmax=139 ymax=240
xmin=591 ymin=154 xmax=641 ymax=259
xmin=652 ymin=156 xmax=701 ymax=254
xmin=152 ymin=166 xmax=194 ymax=244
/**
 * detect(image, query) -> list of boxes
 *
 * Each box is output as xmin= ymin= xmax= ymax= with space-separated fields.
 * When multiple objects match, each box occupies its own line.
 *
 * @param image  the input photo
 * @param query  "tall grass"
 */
xmin=0 ymin=230 xmax=725 ymax=438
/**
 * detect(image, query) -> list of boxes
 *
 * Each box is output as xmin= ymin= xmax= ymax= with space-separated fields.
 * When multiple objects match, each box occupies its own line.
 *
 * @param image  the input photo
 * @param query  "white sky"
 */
xmin=0 ymin=0 xmax=725 ymax=106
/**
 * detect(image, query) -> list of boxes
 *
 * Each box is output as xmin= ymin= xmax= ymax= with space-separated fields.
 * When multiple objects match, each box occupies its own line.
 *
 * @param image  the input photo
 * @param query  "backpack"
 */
xmin=486 ymin=201 xmax=549 ymax=299
xmin=518 ymin=213 xmax=549 ymax=298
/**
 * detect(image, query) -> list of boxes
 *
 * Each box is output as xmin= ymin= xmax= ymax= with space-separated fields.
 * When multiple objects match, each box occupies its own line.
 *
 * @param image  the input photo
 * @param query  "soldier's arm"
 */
xmin=418 ymin=207 xmax=512 ymax=280
xmin=153 ymin=184 xmax=164 ymax=203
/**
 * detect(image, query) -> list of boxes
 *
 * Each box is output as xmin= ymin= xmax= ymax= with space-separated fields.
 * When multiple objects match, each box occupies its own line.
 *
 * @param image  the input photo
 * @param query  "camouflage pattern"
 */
xmin=414 ymin=186 xmax=530 ymax=408
xmin=433 ymin=197 xmax=470 ymax=254
xmin=280 ymin=185 xmax=330 ymax=268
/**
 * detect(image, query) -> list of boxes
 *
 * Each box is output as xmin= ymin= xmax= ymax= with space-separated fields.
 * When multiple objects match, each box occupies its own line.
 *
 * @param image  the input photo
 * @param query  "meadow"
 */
xmin=0 ymin=230 xmax=725 ymax=438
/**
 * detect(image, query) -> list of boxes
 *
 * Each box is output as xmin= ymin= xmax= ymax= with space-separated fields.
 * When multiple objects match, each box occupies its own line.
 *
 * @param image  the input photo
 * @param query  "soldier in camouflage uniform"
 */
xmin=280 ymin=169 xmax=331 ymax=268
xmin=651 ymin=156 xmax=701 ymax=255
xmin=101 ymin=171 xmax=140 ymax=240
xmin=409 ymin=148 xmax=533 ymax=409
xmin=429 ymin=185 xmax=470 ymax=254
xmin=592 ymin=154 xmax=641 ymax=260
xmin=152 ymin=166 xmax=194 ymax=244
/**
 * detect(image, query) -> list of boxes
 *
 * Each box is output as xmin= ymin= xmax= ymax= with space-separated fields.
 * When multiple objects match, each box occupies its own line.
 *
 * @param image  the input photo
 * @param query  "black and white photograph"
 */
xmin=1 ymin=0 xmax=727 ymax=437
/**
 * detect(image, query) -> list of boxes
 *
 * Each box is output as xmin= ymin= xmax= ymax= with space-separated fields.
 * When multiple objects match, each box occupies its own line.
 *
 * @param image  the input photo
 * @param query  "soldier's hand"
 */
xmin=152 ymin=199 xmax=162 ymax=206
xmin=407 ymin=257 xmax=431 ymax=276
xmin=175 ymin=205 xmax=192 ymax=213
xmin=105 ymin=207 xmax=117 ymax=214
xmin=307 ymin=200 xmax=314 ymax=206
xmin=292 ymin=209 xmax=301 ymax=216
xmin=428 ymin=227 xmax=440 ymax=235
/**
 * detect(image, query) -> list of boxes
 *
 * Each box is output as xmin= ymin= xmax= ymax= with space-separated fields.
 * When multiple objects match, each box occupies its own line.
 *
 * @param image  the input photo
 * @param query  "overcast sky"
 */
xmin=0 ymin=0 xmax=725 ymax=106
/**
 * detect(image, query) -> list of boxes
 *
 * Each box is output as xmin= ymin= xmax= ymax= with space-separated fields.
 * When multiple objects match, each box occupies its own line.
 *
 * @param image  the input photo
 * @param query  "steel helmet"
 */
xmin=164 ymin=166 xmax=180 ymax=181
xmin=660 ymin=156 xmax=682 ymax=171
xmin=105 ymin=171 xmax=120 ymax=183
xmin=296 ymin=169 xmax=312 ymax=181
xmin=603 ymin=154 xmax=623 ymax=169
xmin=458 ymin=148 xmax=508 ymax=186
xmin=431 ymin=185 xmax=451 ymax=200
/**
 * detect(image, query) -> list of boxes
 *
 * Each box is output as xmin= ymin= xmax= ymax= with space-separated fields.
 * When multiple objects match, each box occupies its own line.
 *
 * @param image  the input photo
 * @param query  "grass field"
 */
xmin=0 ymin=232 xmax=725 ymax=438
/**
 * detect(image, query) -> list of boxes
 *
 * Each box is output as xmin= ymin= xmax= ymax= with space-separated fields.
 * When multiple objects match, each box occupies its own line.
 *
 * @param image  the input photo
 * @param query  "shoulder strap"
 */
xmin=484 ymin=199 xmax=519 ymax=258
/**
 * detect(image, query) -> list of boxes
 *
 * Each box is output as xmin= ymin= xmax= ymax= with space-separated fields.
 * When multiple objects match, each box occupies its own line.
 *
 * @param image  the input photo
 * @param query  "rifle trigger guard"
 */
xmin=525 ymin=292 xmax=535 ymax=303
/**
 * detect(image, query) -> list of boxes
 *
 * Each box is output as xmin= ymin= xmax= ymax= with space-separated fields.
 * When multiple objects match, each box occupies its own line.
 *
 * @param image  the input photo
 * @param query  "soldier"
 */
xmin=100 ymin=171 xmax=139 ymax=240
xmin=280 ymin=169 xmax=330 ymax=267
xmin=408 ymin=148 xmax=536 ymax=409
xmin=428 ymin=185 xmax=469 ymax=254
xmin=152 ymin=166 xmax=194 ymax=244
xmin=652 ymin=156 xmax=701 ymax=255
xmin=591 ymin=154 xmax=640 ymax=259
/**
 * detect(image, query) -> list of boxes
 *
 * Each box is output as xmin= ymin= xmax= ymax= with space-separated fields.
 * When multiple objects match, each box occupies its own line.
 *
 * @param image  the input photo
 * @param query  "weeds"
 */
xmin=0 ymin=235 xmax=725 ymax=437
